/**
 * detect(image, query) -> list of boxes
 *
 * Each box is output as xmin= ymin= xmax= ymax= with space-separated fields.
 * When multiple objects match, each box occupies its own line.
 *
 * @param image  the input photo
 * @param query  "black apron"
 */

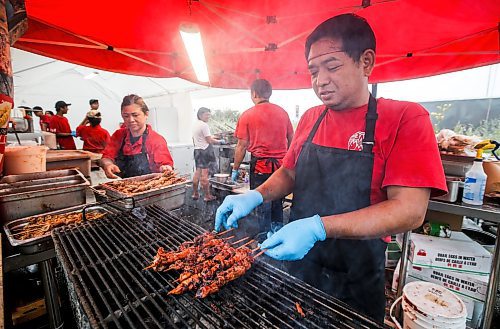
xmin=287 ymin=95 xmax=387 ymax=322
xmin=115 ymin=129 xmax=152 ymax=178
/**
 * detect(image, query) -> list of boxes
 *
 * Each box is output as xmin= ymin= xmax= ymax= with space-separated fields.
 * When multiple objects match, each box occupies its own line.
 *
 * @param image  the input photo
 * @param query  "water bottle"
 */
xmin=462 ymin=159 xmax=487 ymax=206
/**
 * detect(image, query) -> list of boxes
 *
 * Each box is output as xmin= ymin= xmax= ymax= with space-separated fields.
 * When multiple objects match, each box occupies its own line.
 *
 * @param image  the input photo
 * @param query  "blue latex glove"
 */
xmin=259 ymin=215 xmax=326 ymax=261
xmin=214 ymin=190 xmax=263 ymax=232
xmin=71 ymin=130 xmax=77 ymax=137
xmin=231 ymin=169 xmax=239 ymax=182
xmin=219 ymin=139 xmax=227 ymax=145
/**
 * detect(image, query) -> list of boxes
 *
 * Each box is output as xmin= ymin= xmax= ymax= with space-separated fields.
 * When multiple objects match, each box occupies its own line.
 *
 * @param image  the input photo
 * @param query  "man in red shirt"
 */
xmin=76 ymin=110 xmax=110 ymax=153
xmin=50 ymin=101 xmax=76 ymax=150
xmin=216 ymin=14 xmax=447 ymax=321
xmin=32 ymin=106 xmax=50 ymax=131
xmin=232 ymin=79 xmax=294 ymax=235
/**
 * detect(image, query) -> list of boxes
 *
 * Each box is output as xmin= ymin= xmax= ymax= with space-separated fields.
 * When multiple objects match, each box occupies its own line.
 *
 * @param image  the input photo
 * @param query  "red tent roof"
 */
xmin=14 ymin=0 xmax=500 ymax=89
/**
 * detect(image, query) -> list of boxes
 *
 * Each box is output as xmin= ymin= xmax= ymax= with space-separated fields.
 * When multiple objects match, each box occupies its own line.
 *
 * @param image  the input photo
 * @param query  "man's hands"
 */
xmin=214 ymin=190 xmax=263 ymax=231
xmin=260 ymin=215 xmax=326 ymax=261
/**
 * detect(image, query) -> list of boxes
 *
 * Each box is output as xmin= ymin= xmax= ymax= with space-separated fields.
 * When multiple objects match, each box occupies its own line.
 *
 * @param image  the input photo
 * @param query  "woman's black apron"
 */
xmin=115 ymin=129 xmax=152 ymax=178
xmin=287 ymin=95 xmax=387 ymax=322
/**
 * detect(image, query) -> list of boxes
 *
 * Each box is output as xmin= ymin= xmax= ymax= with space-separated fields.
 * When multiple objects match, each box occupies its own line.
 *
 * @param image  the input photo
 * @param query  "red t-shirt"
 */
xmin=283 ymin=98 xmax=447 ymax=205
xmin=49 ymin=115 xmax=76 ymax=150
xmin=102 ymin=125 xmax=174 ymax=172
xmin=39 ymin=114 xmax=50 ymax=131
xmin=76 ymin=124 xmax=111 ymax=153
xmin=235 ymin=102 xmax=294 ymax=174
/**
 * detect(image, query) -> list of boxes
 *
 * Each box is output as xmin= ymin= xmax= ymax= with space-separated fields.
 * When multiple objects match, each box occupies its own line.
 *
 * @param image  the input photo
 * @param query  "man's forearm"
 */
xmin=255 ymin=167 xmax=295 ymax=203
xmin=321 ymin=187 xmax=430 ymax=239
xmin=233 ymin=142 xmax=246 ymax=169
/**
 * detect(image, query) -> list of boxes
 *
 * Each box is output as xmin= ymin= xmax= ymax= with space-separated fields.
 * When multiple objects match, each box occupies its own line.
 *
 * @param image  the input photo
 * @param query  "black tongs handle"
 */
xmin=492 ymin=141 xmax=500 ymax=161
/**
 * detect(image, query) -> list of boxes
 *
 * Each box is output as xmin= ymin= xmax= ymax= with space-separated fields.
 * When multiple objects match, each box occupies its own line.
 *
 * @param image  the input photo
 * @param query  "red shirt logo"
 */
xmin=348 ymin=131 xmax=365 ymax=151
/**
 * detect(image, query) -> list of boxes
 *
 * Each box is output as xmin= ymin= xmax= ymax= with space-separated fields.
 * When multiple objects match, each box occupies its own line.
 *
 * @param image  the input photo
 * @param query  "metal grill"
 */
xmin=53 ymin=205 xmax=386 ymax=329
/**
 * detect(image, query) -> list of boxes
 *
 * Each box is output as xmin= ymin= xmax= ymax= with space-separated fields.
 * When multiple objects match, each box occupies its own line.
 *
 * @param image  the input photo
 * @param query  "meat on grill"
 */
xmin=146 ymin=231 xmax=256 ymax=298
xmin=103 ymin=170 xmax=187 ymax=195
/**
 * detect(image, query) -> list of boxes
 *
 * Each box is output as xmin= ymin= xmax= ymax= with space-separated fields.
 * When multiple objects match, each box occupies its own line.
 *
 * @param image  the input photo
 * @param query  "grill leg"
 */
xmin=40 ymin=259 xmax=64 ymax=329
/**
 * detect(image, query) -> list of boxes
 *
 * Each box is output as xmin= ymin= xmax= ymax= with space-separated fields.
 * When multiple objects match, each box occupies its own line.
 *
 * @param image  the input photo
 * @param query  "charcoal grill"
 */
xmin=53 ymin=205 xmax=387 ymax=329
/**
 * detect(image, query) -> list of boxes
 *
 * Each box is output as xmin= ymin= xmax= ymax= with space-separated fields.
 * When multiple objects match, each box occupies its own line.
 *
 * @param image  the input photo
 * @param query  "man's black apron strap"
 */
xmin=362 ymin=95 xmax=378 ymax=153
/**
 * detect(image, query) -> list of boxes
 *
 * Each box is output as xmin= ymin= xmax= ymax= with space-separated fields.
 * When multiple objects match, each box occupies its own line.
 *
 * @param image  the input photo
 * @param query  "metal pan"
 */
xmin=100 ymin=173 xmax=189 ymax=197
xmin=0 ymin=169 xmax=90 ymax=223
xmin=4 ymin=205 xmax=109 ymax=254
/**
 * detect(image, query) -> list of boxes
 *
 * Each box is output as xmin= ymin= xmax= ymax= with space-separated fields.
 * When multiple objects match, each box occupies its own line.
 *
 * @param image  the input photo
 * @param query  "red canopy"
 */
xmin=14 ymin=0 xmax=500 ymax=89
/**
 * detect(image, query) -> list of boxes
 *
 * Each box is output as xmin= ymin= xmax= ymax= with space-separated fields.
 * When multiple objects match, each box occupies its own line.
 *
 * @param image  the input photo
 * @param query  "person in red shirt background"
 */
xmin=76 ymin=110 xmax=110 ymax=153
xmin=32 ymin=106 xmax=50 ymax=131
xmin=215 ymin=14 xmax=447 ymax=321
xmin=50 ymin=101 xmax=76 ymax=150
xmin=101 ymin=94 xmax=173 ymax=178
xmin=232 ymin=79 xmax=294 ymax=235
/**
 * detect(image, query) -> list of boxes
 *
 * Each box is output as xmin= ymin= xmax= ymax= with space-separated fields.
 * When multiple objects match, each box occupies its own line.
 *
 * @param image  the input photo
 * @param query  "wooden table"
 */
xmin=46 ymin=150 xmax=92 ymax=176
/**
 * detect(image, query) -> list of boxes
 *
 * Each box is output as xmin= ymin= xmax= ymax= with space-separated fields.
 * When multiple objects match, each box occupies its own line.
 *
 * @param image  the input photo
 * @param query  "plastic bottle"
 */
xmin=462 ymin=158 xmax=487 ymax=206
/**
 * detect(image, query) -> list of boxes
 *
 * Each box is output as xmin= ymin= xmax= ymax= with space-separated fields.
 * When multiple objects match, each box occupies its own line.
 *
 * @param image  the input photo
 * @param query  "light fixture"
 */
xmin=180 ymin=23 xmax=210 ymax=83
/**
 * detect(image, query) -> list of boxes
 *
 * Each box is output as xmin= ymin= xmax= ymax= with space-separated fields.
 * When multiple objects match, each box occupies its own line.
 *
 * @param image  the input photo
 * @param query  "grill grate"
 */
xmin=53 ymin=205 xmax=387 ymax=329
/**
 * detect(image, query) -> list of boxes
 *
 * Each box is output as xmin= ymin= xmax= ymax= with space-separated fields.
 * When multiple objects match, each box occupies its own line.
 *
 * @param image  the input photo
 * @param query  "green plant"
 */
xmin=430 ymin=103 xmax=452 ymax=133
xmin=208 ymin=109 xmax=239 ymax=133
xmin=453 ymin=118 xmax=500 ymax=141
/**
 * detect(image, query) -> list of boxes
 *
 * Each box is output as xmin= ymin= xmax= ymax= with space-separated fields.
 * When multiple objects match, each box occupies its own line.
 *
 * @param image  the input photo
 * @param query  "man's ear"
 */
xmin=360 ymin=49 xmax=375 ymax=77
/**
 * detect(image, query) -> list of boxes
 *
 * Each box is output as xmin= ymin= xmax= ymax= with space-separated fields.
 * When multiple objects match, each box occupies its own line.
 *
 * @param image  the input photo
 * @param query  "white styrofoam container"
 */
xmin=408 ymin=233 xmax=492 ymax=275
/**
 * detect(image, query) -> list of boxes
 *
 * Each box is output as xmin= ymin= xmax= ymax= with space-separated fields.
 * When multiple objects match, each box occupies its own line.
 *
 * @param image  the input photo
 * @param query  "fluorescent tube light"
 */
xmin=180 ymin=24 xmax=210 ymax=83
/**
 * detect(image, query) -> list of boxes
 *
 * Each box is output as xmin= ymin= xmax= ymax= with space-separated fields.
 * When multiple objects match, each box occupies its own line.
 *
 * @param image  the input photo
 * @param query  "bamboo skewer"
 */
xmin=253 ymin=249 xmax=267 ymax=258
xmin=215 ymin=228 xmax=234 ymax=236
xmin=236 ymin=240 xmax=255 ymax=249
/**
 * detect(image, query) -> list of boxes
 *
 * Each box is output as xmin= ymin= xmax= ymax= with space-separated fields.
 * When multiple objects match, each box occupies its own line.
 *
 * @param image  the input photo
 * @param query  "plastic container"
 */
xmin=462 ymin=159 xmax=487 ymax=205
xmin=390 ymin=281 xmax=467 ymax=329
xmin=3 ymin=145 xmax=49 ymax=175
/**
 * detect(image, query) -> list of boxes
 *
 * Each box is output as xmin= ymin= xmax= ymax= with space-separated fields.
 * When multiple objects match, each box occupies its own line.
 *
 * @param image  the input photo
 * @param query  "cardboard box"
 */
xmin=408 ymin=232 xmax=491 ymax=275
xmin=407 ymin=261 xmax=488 ymax=302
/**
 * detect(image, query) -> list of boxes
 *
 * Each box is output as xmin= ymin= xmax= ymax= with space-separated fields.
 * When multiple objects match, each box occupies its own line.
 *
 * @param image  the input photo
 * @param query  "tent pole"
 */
xmin=372 ymin=83 xmax=378 ymax=98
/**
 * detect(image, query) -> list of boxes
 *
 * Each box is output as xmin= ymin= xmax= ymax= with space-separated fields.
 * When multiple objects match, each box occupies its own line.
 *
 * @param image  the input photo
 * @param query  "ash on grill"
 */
xmin=53 ymin=205 xmax=386 ymax=329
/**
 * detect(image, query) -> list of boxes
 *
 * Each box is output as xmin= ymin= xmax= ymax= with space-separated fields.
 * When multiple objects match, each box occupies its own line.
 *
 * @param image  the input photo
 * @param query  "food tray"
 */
xmin=0 ymin=169 xmax=90 ymax=223
xmin=209 ymin=177 xmax=244 ymax=191
xmin=4 ymin=205 xmax=109 ymax=254
xmin=99 ymin=173 xmax=189 ymax=210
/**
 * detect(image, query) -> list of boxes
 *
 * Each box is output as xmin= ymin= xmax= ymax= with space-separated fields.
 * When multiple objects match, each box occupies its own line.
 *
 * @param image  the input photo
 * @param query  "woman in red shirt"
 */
xmin=101 ymin=95 xmax=174 ymax=178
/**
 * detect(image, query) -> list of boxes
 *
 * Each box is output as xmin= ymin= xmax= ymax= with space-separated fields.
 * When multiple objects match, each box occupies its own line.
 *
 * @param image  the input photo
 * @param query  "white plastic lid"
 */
xmin=403 ymin=281 xmax=467 ymax=319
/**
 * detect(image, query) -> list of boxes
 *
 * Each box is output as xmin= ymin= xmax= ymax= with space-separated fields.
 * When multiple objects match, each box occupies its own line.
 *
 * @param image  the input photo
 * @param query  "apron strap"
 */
xmin=304 ymin=95 xmax=378 ymax=152
xmin=305 ymin=108 xmax=329 ymax=143
xmin=118 ymin=128 xmax=149 ymax=157
xmin=361 ymin=94 xmax=378 ymax=153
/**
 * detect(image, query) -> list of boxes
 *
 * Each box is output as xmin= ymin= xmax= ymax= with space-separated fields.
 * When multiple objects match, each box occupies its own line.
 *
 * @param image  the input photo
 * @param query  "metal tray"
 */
xmin=0 ymin=169 xmax=90 ymax=223
xmin=100 ymin=173 xmax=189 ymax=198
xmin=209 ymin=177 xmax=244 ymax=191
xmin=99 ymin=173 xmax=189 ymax=210
xmin=4 ymin=205 xmax=109 ymax=254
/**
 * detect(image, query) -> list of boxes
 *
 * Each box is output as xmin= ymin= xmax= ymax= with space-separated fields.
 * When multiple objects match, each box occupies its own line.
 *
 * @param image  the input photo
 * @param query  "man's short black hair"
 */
xmin=89 ymin=99 xmax=99 ymax=105
xmin=250 ymin=79 xmax=272 ymax=99
xmin=88 ymin=117 xmax=102 ymax=127
xmin=197 ymin=107 xmax=211 ymax=120
xmin=305 ymin=13 xmax=376 ymax=63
